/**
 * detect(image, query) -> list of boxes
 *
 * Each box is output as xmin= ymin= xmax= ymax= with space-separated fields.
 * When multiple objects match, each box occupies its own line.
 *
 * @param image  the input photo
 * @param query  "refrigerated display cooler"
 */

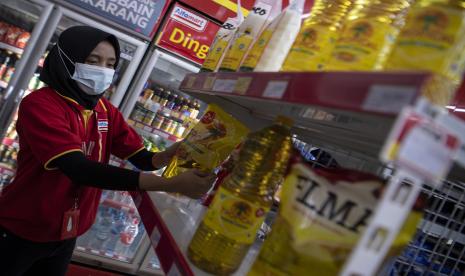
xmin=0 ymin=0 xmax=162 ymax=273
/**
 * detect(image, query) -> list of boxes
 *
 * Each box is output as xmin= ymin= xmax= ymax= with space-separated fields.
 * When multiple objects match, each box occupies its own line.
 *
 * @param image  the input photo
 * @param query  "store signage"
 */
xmin=60 ymin=0 xmax=168 ymax=38
xmin=178 ymin=0 xmax=314 ymax=23
xmin=157 ymin=3 xmax=220 ymax=64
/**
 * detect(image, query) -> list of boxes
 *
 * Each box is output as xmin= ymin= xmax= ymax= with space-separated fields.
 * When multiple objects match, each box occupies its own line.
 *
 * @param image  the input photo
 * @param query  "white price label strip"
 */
xmin=213 ymin=79 xmax=237 ymax=93
xmin=363 ymin=85 xmax=416 ymax=113
xmin=263 ymin=81 xmax=288 ymax=99
xmin=397 ymin=124 xmax=458 ymax=181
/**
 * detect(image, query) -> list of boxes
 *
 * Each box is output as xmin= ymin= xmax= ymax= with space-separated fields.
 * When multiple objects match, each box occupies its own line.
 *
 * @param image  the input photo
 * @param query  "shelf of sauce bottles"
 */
xmin=129 ymin=87 xmax=201 ymax=139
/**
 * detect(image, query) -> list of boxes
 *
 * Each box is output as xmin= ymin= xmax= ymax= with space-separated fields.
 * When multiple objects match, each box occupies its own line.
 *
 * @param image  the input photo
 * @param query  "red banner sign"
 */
xmin=179 ymin=0 xmax=314 ymax=23
xmin=156 ymin=3 xmax=220 ymax=64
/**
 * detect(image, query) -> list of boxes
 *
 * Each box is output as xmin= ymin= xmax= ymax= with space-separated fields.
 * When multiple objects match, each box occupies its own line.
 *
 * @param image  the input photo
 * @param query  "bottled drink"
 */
xmin=114 ymin=216 xmax=140 ymax=257
xmin=152 ymin=88 xmax=162 ymax=103
xmin=159 ymin=90 xmax=170 ymax=107
xmin=3 ymin=54 xmax=18 ymax=83
xmin=94 ymin=207 xmax=114 ymax=249
xmin=187 ymin=116 xmax=293 ymax=275
xmin=166 ymin=93 xmax=178 ymax=110
xmin=0 ymin=52 xmax=11 ymax=80
xmin=281 ymin=0 xmax=354 ymax=71
xmin=385 ymin=0 xmax=465 ymax=106
xmin=327 ymin=0 xmax=413 ymax=70
xmin=106 ymin=209 xmax=127 ymax=255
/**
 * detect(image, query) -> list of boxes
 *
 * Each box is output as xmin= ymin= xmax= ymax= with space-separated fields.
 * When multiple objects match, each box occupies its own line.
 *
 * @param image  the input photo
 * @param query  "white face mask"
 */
xmin=58 ymin=43 xmax=115 ymax=95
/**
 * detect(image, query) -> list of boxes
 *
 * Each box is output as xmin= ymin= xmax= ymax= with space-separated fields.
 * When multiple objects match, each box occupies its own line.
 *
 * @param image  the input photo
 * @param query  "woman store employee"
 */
xmin=0 ymin=26 xmax=214 ymax=276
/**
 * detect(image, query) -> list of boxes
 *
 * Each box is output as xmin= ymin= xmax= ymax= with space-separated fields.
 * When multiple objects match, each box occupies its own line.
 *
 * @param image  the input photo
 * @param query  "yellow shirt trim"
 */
xmin=99 ymin=99 xmax=108 ymax=112
xmin=44 ymin=149 xmax=83 ymax=170
xmin=124 ymin=146 xmax=145 ymax=160
xmin=55 ymin=91 xmax=79 ymax=105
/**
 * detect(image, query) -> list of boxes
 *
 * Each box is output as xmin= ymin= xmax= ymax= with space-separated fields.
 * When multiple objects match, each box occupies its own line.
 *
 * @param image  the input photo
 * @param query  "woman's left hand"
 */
xmin=152 ymin=142 xmax=181 ymax=169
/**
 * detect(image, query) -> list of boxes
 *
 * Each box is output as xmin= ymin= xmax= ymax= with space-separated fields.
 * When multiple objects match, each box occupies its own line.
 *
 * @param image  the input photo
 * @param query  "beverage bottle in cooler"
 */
xmin=0 ymin=52 xmax=11 ymax=80
xmin=114 ymin=216 xmax=140 ymax=258
xmin=159 ymin=90 xmax=170 ymax=107
xmin=385 ymin=0 xmax=465 ymax=106
xmin=281 ymin=0 xmax=354 ymax=71
xmin=187 ymin=116 xmax=293 ymax=275
xmin=166 ymin=93 xmax=178 ymax=110
xmin=152 ymin=87 xmax=162 ymax=103
xmin=106 ymin=209 xmax=127 ymax=255
xmin=94 ymin=207 xmax=114 ymax=249
xmin=327 ymin=0 xmax=414 ymax=71
xmin=3 ymin=54 xmax=18 ymax=83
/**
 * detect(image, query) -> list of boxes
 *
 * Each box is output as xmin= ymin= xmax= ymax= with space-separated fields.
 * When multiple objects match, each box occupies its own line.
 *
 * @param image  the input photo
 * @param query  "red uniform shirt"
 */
xmin=0 ymin=87 xmax=144 ymax=242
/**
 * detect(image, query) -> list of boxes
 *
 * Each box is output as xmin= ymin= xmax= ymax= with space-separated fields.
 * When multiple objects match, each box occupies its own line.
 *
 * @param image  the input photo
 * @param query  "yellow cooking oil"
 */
xmin=187 ymin=116 xmax=293 ymax=275
xmin=385 ymin=0 xmax=465 ymax=105
xmin=327 ymin=0 xmax=413 ymax=71
xmin=281 ymin=0 xmax=354 ymax=72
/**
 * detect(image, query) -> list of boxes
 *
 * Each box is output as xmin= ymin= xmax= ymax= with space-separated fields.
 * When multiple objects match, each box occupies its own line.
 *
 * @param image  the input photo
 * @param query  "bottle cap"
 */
xmin=275 ymin=115 xmax=293 ymax=127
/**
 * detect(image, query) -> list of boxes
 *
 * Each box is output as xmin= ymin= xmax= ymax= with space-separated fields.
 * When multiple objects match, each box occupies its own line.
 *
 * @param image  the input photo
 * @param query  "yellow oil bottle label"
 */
xmin=241 ymin=29 xmax=274 ymax=70
xmin=220 ymin=34 xmax=254 ymax=71
xmin=202 ymin=39 xmax=229 ymax=72
xmin=281 ymin=25 xmax=338 ymax=72
xmin=203 ymin=187 xmax=269 ymax=244
xmin=386 ymin=5 xmax=465 ymax=79
xmin=329 ymin=20 xmax=398 ymax=70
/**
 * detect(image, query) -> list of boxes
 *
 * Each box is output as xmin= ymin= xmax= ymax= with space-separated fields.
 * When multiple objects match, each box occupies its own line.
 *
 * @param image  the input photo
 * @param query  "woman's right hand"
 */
xmin=167 ymin=170 xmax=216 ymax=199
xmin=139 ymin=170 xmax=216 ymax=199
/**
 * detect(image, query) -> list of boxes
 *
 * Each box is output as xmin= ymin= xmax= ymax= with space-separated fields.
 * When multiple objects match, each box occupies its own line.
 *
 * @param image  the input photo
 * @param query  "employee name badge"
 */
xmin=61 ymin=208 xmax=80 ymax=240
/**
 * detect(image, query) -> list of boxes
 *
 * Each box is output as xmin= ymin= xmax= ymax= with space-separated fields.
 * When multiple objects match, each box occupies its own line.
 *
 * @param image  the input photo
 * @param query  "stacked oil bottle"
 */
xmin=201 ymin=0 xmax=465 ymax=106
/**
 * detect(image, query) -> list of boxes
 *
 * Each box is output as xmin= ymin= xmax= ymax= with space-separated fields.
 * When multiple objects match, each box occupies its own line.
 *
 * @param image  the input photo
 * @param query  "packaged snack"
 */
xmin=0 ymin=22 xmax=9 ymax=42
xmin=248 ymin=163 xmax=424 ymax=276
xmin=163 ymin=104 xmax=249 ymax=178
xmin=4 ymin=26 xmax=22 ymax=46
xmin=16 ymin=30 xmax=30 ymax=49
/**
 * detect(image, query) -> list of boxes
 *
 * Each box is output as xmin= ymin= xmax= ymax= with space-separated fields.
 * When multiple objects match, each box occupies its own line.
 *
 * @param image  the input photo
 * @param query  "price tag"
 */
xmin=252 ymin=3 xmax=272 ymax=17
xmin=363 ymin=85 xmax=417 ymax=113
xmin=213 ymin=79 xmax=237 ymax=93
xmin=234 ymin=77 xmax=253 ymax=95
xmin=382 ymin=108 xmax=460 ymax=182
xmin=185 ymin=76 xmax=196 ymax=88
xmin=203 ymin=76 xmax=216 ymax=90
xmin=263 ymin=81 xmax=288 ymax=99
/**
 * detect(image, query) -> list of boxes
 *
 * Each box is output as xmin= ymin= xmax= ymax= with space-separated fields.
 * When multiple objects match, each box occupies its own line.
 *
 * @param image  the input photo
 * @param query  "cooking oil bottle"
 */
xmin=327 ymin=0 xmax=413 ymax=71
xmin=281 ymin=0 xmax=354 ymax=72
xmin=187 ymin=116 xmax=293 ymax=275
xmin=385 ymin=0 xmax=465 ymax=106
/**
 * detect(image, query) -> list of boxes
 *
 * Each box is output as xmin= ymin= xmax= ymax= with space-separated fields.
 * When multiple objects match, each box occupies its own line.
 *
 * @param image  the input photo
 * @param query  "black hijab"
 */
xmin=40 ymin=26 xmax=120 ymax=109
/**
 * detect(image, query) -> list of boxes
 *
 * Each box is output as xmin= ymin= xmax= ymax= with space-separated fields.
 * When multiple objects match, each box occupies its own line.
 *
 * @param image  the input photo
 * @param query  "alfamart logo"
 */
xmin=171 ymin=6 xmax=207 ymax=31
